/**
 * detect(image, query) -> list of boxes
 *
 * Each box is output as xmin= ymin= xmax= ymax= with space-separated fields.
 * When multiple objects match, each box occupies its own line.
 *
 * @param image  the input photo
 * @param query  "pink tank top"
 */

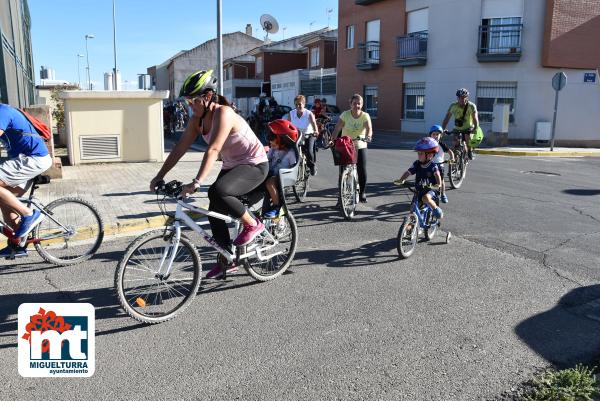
xmin=203 ymin=116 xmax=268 ymax=170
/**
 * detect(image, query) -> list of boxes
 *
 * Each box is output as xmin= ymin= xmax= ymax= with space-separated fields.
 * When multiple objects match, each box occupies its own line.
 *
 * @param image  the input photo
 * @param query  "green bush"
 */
xmin=524 ymin=365 xmax=599 ymax=401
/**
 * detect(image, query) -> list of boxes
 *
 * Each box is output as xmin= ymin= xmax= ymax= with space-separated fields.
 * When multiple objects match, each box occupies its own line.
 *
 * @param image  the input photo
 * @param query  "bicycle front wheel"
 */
xmin=243 ymin=211 xmax=298 ymax=281
xmin=293 ymin=158 xmax=310 ymax=202
xmin=115 ymin=229 xmax=201 ymax=324
xmin=448 ymin=153 xmax=466 ymax=189
xmin=33 ymin=197 xmax=104 ymax=265
xmin=397 ymin=212 xmax=419 ymax=259
xmin=339 ymin=166 xmax=357 ymax=220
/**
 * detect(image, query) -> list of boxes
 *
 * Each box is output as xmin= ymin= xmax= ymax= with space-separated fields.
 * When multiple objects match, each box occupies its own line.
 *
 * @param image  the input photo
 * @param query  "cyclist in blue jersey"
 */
xmin=0 ymin=103 xmax=53 ymax=257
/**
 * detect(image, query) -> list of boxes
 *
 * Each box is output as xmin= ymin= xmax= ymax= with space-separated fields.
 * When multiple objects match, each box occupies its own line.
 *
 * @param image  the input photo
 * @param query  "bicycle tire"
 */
xmin=397 ymin=212 xmax=419 ymax=259
xmin=244 ymin=211 xmax=298 ymax=281
xmin=320 ymin=129 xmax=332 ymax=149
xmin=33 ymin=197 xmax=104 ymax=265
xmin=448 ymin=152 xmax=466 ymax=189
xmin=339 ymin=166 xmax=357 ymax=220
xmin=293 ymin=158 xmax=309 ymax=202
xmin=115 ymin=229 xmax=201 ymax=324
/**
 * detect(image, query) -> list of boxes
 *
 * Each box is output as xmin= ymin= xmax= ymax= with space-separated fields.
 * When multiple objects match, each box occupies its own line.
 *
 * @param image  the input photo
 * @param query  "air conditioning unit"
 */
xmin=535 ymin=122 xmax=551 ymax=144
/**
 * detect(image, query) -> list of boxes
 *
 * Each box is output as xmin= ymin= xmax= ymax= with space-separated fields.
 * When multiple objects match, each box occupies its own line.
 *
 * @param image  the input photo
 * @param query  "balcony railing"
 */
xmin=357 ymin=41 xmax=380 ymax=70
xmin=355 ymin=0 xmax=384 ymax=4
xmin=395 ymin=31 xmax=428 ymax=66
xmin=477 ymin=23 xmax=523 ymax=62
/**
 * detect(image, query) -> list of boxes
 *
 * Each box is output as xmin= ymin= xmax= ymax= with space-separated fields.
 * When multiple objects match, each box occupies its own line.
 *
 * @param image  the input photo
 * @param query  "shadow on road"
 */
xmin=515 ymin=284 xmax=600 ymax=367
xmin=563 ymin=189 xmax=600 ymax=196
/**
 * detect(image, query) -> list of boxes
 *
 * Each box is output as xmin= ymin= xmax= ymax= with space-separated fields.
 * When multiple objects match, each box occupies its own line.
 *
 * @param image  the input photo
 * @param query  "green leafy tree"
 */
xmin=50 ymin=84 xmax=79 ymax=131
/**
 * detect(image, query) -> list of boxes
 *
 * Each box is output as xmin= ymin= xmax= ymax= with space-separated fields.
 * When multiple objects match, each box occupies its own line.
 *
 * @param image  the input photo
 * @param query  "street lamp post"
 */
xmin=112 ymin=0 xmax=119 ymax=90
xmin=85 ymin=34 xmax=95 ymax=90
xmin=216 ymin=0 xmax=223 ymax=95
xmin=77 ymin=54 xmax=84 ymax=88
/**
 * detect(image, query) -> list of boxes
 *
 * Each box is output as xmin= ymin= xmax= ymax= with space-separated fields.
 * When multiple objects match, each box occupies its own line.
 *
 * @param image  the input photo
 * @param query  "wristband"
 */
xmin=192 ymin=179 xmax=201 ymax=189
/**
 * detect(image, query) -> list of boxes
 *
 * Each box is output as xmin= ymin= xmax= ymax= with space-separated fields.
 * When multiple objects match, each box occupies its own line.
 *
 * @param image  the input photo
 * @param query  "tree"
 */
xmin=50 ymin=84 xmax=79 ymax=132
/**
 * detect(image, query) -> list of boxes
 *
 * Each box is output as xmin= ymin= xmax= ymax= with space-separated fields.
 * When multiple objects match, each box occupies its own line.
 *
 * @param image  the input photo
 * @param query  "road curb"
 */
xmin=475 ymin=149 xmax=600 ymax=157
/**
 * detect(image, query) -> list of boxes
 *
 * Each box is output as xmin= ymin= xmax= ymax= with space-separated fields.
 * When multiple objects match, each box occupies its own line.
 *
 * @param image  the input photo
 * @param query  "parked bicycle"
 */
xmin=0 ymin=175 xmax=104 ymax=264
xmin=115 ymin=180 xmax=298 ymax=324
xmin=393 ymin=180 xmax=451 ymax=259
xmin=446 ymin=129 xmax=470 ymax=189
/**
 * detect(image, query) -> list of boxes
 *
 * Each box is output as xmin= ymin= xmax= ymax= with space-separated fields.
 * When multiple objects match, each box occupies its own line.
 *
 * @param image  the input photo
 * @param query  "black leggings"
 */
xmin=208 ymin=162 xmax=269 ymax=249
xmin=303 ymin=135 xmax=317 ymax=168
xmin=338 ymin=148 xmax=367 ymax=196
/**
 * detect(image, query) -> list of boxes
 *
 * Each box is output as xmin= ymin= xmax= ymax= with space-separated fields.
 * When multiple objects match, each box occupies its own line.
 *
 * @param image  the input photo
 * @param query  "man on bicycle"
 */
xmin=0 ymin=103 xmax=52 ymax=257
xmin=442 ymin=88 xmax=479 ymax=160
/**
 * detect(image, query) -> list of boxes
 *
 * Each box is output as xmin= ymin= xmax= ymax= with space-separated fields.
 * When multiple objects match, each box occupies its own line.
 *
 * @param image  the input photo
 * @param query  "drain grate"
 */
xmin=521 ymin=170 xmax=561 ymax=176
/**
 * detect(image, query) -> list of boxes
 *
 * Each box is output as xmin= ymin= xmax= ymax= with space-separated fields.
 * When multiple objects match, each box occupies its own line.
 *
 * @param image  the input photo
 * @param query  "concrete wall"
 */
xmin=60 ymin=91 xmax=168 ymax=165
xmin=401 ymin=0 xmax=600 ymax=145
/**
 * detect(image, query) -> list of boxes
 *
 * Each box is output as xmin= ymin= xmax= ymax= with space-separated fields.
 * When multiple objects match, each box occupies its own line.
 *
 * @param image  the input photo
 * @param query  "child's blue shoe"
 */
xmin=440 ymin=194 xmax=448 ymax=203
xmin=263 ymin=206 xmax=281 ymax=219
xmin=433 ymin=207 xmax=444 ymax=219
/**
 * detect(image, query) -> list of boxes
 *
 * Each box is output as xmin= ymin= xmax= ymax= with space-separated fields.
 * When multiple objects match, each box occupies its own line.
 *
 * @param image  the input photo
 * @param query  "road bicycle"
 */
xmin=0 ymin=175 xmax=104 ymax=264
xmin=115 ymin=180 xmax=298 ymax=324
xmin=446 ymin=129 xmax=471 ymax=189
xmin=394 ymin=181 xmax=451 ymax=259
xmin=337 ymin=137 xmax=369 ymax=220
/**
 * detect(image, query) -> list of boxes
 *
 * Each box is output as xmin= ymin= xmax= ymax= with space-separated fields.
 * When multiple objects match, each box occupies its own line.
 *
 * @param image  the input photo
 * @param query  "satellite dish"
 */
xmin=260 ymin=14 xmax=279 ymax=37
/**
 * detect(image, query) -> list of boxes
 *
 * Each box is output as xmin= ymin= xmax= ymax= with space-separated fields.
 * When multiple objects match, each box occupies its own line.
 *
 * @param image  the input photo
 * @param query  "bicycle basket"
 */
xmin=332 ymin=136 xmax=357 ymax=166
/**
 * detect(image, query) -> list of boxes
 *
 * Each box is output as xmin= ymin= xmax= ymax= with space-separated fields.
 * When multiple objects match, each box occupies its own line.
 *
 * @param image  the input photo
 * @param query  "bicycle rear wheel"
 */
xmin=397 ymin=212 xmax=419 ymax=259
xmin=320 ymin=129 xmax=331 ymax=149
xmin=339 ymin=166 xmax=357 ymax=220
xmin=33 ymin=197 xmax=104 ymax=265
xmin=115 ymin=229 xmax=201 ymax=324
xmin=243 ymin=210 xmax=298 ymax=281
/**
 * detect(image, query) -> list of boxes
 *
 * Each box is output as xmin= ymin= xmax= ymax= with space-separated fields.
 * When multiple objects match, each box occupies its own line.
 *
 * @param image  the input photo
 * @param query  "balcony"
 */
xmin=356 ymin=41 xmax=380 ymax=70
xmin=477 ymin=23 xmax=523 ymax=62
xmin=395 ymin=31 xmax=428 ymax=67
xmin=355 ymin=0 xmax=384 ymax=4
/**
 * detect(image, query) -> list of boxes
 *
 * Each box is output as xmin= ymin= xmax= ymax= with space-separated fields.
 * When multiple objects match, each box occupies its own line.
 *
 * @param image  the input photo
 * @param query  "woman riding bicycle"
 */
xmin=331 ymin=94 xmax=373 ymax=203
xmin=287 ymin=95 xmax=319 ymax=176
xmin=150 ymin=70 xmax=269 ymax=277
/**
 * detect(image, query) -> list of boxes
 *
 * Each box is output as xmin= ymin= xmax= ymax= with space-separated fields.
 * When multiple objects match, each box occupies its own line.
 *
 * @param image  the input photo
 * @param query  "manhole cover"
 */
xmin=521 ymin=170 xmax=561 ymax=176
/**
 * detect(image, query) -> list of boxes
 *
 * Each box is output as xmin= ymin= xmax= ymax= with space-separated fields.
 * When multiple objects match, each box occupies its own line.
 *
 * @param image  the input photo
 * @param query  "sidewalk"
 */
xmin=35 ymin=142 xmax=218 ymax=239
xmin=476 ymin=147 xmax=600 ymax=157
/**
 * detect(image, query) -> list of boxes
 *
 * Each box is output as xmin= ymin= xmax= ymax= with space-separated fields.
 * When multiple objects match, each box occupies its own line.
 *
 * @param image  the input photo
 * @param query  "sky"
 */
xmin=29 ymin=0 xmax=338 ymax=90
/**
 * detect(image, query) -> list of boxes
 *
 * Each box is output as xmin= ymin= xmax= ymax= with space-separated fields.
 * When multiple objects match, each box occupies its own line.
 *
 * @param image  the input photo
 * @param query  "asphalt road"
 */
xmin=2 ymin=142 xmax=600 ymax=400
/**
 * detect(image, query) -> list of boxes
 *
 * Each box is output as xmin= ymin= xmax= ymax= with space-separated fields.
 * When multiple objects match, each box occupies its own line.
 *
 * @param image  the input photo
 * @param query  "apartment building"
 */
xmin=0 ymin=0 xmax=35 ymax=106
xmin=338 ymin=0 xmax=600 ymax=145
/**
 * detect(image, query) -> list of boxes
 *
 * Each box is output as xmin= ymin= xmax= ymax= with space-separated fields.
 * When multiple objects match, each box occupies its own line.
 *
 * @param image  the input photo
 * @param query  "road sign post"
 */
xmin=550 ymin=72 xmax=567 ymax=151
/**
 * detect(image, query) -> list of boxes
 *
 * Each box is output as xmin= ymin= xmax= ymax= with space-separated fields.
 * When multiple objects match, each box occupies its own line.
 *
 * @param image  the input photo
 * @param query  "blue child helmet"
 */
xmin=429 ymin=125 xmax=443 ymax=135
xmin=414 ymin=137 xmax=439 ymax=153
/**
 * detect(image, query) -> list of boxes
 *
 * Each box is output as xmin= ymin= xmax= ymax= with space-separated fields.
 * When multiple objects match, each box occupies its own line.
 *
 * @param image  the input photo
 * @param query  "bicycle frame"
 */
xmin=408 ymin=190 xmax=440 ymax=231
xmin=158 ymin=198 xmax=282 ymax=277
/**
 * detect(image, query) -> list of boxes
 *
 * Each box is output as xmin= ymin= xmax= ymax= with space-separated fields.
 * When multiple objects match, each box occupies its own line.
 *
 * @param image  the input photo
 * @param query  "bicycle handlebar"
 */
xmin=155 ymin=180 xmax=184 ymax=198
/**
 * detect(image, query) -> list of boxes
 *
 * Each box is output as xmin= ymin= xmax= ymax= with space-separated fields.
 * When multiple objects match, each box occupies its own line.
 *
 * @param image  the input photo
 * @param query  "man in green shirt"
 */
xmin=442 ymin=88 xmax=479 ymax=160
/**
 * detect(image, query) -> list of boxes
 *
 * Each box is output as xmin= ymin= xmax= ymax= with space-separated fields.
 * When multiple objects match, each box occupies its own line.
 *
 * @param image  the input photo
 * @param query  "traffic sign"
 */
xmin=552 ymin=72 xmax=567 ymax=91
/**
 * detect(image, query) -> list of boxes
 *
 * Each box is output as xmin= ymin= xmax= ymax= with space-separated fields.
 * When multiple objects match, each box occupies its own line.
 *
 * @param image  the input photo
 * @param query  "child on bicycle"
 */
xmin=263 ymin=119 xmax=298 ymax=218
xmin=429 ymin=125 xmax=453 ymax=204
xmin=396 ymin=137 xmax=444 ymax=219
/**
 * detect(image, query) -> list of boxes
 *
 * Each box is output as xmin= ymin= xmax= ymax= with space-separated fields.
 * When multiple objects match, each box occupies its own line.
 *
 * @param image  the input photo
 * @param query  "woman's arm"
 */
xmin=193 ymin=107 xmax=234 ymax=184
xmin=331 ymin=118 xmax=345 ymax=140
xmin=150 ymin=116 xmax=200 ymax=190
xmin=364 ymin=114 xmax=373 ymax=141
xmin=308 ymin=111 xmax=319 ymax=134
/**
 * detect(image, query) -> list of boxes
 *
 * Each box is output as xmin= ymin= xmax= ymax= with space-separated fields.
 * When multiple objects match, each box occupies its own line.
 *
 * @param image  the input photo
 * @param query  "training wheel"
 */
xmin=446 ymin=232 xmax=452 ymax=244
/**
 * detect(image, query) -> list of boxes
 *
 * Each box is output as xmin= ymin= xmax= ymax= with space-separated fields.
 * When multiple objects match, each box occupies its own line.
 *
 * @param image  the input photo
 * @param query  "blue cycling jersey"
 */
xmin=0 ymin=104 xmax=48 ymax=158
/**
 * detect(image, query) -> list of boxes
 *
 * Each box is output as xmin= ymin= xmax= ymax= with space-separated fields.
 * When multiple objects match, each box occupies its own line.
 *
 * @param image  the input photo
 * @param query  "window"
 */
xmin=364 ymin=86 xmax=378 ymax=118
xmin=476 ymin=81 xmax=517 ymax=123
xmin=310 ymin=47 xmax=320 ymax=68
xmin=256 ymin=56 xmax=263 ymax=74
xmin=480 ymin=17 xmax=522 ymax=54
xmin=403 ymin=82 xmax=425 ymax=120
xmin=346 ymin=25 xmax=355 ymax=49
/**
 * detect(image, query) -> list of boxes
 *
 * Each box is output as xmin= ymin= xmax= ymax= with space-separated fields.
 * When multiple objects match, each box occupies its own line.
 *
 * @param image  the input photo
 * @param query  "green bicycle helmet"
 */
xmin=179 ymin=69 xmax=218 ymax=98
